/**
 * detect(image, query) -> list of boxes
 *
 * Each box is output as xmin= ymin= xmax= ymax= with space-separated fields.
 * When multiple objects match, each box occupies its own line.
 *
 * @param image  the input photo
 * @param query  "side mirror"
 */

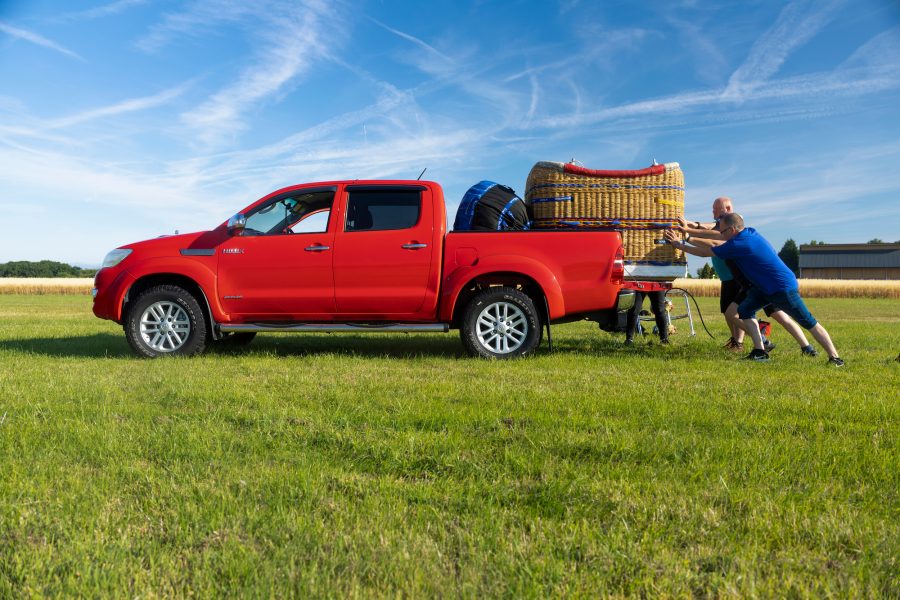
xmin=226 ymin=213 xmax=246 ymax=236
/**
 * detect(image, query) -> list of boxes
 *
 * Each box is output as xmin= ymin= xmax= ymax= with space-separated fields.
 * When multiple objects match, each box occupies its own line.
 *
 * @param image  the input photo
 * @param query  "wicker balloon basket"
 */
xmin=525 ymin=161 xmax=687 ymax=280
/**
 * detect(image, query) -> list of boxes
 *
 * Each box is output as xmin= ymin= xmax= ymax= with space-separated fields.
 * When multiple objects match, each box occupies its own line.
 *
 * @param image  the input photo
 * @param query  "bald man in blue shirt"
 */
xmin=665 ymin=213 xmax=843 ymax=366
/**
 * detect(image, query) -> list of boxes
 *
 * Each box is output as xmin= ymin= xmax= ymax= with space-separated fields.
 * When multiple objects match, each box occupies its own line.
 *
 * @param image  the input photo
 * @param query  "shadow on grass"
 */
xmin=0 ymin=331 xmax=704 ymax=360
xmin=0 ymin=332 xmax=467 ymax=359
xmin=552 ymin=330 xmax=725 ymax=360
xmin=0 ymin=333 xmax=131 ymax=358
xmin=238 ymin=333 xmax=466 ymax=359
xmin=242 ymin=331 xmax=657 ymax=359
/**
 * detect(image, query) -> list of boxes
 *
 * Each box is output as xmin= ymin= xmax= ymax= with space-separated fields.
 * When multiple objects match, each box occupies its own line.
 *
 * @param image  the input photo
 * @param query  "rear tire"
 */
xmin=460 ymin=287 xmax=542 ymax=358
xmin=124 ymin=285 xmax=208 ymax=358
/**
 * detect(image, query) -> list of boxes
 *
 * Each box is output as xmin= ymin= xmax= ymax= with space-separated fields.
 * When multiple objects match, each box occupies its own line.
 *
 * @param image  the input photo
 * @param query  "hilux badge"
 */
xmin=222 ymin=248 xmax=244 ymax=254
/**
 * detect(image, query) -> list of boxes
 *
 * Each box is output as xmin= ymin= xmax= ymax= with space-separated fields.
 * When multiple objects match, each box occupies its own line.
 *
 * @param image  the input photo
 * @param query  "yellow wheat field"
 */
xmin=673 ymin=278 xmax=900 ymax=299
xmin=1 ymin=277 xmax=899 ymax=298
xmin=0 ymin=278 xmax=95 ymax=295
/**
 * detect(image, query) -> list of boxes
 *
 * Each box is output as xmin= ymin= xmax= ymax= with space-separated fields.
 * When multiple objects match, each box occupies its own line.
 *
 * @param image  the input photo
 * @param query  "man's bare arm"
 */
xmin=684 ymin=228 xmax=726 ymax=240
xmin=688 ymin=236 xmax=722 ymax=248
xmin=676 ymin=216 xmax=717 ymax=232
xmin=663 ymin=230 xmax=715 ymax=257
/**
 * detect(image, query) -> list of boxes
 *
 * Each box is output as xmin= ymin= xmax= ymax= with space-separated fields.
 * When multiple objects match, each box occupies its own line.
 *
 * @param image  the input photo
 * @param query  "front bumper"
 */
xmin=92 ymin=268 xmax=136 ymax=323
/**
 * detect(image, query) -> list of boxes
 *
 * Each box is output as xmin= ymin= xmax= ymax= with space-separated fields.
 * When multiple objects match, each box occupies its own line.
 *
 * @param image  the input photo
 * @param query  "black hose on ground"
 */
xmin=669 ymin=287 xmax=717 ymax=340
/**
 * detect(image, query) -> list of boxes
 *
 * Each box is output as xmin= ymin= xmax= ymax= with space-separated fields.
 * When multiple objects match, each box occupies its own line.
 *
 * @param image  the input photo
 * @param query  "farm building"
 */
xmin=799 ymin=243 xmax=900 ymax=279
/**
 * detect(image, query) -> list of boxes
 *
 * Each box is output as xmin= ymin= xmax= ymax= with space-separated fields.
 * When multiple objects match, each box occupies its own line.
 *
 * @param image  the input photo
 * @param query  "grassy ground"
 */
xmin=0 ymin=295 xmax=897 ymax=597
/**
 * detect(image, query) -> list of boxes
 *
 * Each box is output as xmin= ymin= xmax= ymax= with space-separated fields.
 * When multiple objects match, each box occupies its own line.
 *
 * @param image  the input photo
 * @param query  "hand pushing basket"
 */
xmin=525 ymin=161 xmax=687 ymax=280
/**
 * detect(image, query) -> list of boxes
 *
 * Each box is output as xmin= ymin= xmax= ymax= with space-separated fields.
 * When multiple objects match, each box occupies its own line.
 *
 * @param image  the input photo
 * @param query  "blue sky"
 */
xmin=1 ymin=0 xmax=899 ymax=270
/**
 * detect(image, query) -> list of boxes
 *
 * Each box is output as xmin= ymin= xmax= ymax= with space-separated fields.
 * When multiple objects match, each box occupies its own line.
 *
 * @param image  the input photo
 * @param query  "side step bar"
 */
xmin=220 ymin=323 xmax=451 ymax=334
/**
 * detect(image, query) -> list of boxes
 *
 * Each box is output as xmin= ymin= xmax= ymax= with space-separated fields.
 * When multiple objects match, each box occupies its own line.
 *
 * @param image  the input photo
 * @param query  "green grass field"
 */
xmin=0 ymin=294 xmax=897 ymax=597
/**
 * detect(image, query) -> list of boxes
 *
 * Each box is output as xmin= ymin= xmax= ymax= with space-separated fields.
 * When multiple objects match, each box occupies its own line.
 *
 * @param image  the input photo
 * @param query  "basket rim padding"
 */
xmin=533 ymin=161 xmax=680 ymax=178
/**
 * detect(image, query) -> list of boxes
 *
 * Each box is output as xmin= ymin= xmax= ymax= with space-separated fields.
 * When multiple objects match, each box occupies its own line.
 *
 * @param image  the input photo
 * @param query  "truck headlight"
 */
xmin=101 ymin=248 xmax=132 ymax=269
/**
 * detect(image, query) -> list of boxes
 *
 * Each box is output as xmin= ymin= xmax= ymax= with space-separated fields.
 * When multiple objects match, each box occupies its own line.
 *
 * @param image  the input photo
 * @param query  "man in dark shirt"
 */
xmin=665 ymin=213 xmax=843 ymax=366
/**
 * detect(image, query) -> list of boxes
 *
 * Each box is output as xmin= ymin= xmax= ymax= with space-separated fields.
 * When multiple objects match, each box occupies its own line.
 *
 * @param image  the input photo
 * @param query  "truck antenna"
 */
xmin=417 ymin=168 xmax=427 ymax=180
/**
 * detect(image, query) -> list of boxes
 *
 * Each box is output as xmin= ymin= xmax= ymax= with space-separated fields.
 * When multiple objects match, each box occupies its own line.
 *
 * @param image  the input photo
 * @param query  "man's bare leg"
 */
xmin=808 ymin=323 xmax=839 ymax=359
xmin=725 ymin=303 xmax=746 ymax=343
xmin=742 ymin=318 xmax=765 ymax=351
xmin=769 ymin=310 xmax=810 ymax=347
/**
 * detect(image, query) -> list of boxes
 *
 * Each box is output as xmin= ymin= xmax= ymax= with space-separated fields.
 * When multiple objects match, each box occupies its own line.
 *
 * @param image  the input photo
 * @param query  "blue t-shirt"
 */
xmin=712 ymin=228 xmax=797 ymax=295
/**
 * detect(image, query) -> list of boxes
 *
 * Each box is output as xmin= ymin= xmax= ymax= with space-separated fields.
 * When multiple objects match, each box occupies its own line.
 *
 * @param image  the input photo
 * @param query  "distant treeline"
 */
xmin=0 ymin=261 xmax=97 ymax=278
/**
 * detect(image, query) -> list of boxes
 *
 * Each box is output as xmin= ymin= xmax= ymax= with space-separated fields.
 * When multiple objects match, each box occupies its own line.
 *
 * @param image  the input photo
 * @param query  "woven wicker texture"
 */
xmin=525 ymin=161 xmax=686 ymax=271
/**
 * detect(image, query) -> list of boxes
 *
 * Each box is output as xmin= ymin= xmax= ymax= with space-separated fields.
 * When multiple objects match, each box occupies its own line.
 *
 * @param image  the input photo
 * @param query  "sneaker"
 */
xmin=624 ymin=338 xmax=634 ymax=346
xmin=801 ymin=345 xmax=818 ymax=357
xmin=763 ymin=339 xmax=776 ymax=353
xmin=743 ymin=349 xmax=770 ymax=361
xmin=723 ymin=337 xmax=744 ymax=352
xmin=827 ymin=357 xmax=845 ymax=367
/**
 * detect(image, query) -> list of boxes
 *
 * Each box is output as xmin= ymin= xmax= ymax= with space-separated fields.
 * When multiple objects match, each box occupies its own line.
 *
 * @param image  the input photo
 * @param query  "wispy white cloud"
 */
xmin=501 ymin=25 xmax=655 ymax=126
xmin=504 ymin=25 xmax=650 ymax=108
xmin=1 ymin=0 xmax=898 ymax=263
xmin=503 ymin=56 xmax=580 ymax=84
xmin=525 ymin=75 xmax=539 ymax=123
xmin=369 ymin=17 xmax=453 ymax=64
xmin=839 ymin=25 xmax=900 ymax=69
xmin=0 ymin=145 xmax=205 ymax=213
xmin=722 ymin=0 xmax=846 ymax=101
xmin=532 ymin=61 xmax=900 ymax=130
xmin=666 ymin=16 xmax=729 ymax=86
xmin=165 ymin=85 xmax=422 ymax=192
xmin=60 ymin=0 xmax=150 ymax=21
xmin=0 ymin=84 xmax=190 ymax=148
xmin=0 ymin=147 xmax=225 ymax=262
xmin=686 ymin=140 xmax=900 ymax=231
xmin=48 ymin=84 xmax=189 ymax=130
xmin=374 ymin=20 xmax=532 ymax=127
xmin=0 ymin=20 xmax=83 ymax=60
xmin=0 ymin=125 xmax=81 ymax=148
xmin=135 ymin=0 xmax=253 ymax=53
xmin=171 ymin=1 xmax=342 ymax=147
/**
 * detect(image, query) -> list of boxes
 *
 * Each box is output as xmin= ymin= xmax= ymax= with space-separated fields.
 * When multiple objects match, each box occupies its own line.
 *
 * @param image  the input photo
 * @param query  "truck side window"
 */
xmin=243 ymin=190 xmax=334 ymax=235
xmin=345 ymin=190 xmax=420 ymax=232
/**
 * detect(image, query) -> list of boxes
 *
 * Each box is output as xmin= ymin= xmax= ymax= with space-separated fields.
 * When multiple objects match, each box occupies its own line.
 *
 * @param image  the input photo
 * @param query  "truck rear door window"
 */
xmin=345 ymin=190 xmax=420 ymax=232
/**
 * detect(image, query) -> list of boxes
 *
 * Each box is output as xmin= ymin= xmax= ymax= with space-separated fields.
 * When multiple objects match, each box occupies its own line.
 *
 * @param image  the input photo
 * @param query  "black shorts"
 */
xmin=720 ymin=280 xmax=741 ymax=313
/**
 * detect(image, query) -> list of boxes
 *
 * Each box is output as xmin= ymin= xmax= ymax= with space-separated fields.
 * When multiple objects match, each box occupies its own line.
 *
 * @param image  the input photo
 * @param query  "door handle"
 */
xmin=401 ymin=243 xmax=428 ymax=250
xmin=304 ymin=245 xmax=331 ymax=252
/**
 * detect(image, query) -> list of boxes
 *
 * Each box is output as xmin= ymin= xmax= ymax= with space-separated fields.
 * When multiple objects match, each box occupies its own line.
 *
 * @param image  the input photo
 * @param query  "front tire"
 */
xmin=460 ymin=287 xmax=542 ymax=358
xmin=124 ymin=285 xmax=208 ymax=358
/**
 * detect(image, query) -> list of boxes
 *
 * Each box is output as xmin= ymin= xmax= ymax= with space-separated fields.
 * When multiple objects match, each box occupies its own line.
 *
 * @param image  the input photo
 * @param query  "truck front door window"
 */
xmin=243 ymin=190 xmax=334 ymax=235
xmin=287 ymin=209 xmax=329 ymax=234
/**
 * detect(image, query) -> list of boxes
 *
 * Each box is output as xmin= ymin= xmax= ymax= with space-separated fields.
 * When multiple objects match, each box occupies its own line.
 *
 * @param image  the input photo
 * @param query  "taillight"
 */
xmin=611 ymin=246 xmax=625 ymax=284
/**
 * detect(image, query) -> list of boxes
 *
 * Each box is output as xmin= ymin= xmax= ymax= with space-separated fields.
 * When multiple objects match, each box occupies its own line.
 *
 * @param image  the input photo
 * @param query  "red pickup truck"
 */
xmin=93 ymin=180 xmax=635 ymax=358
